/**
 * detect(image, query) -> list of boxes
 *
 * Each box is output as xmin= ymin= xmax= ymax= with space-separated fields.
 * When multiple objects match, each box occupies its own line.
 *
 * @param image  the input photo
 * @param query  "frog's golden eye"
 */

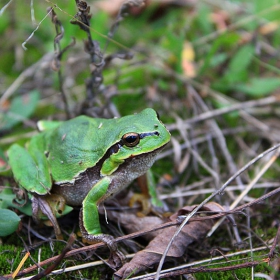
xmin=122 ymin=132 xmax=140 ymax=147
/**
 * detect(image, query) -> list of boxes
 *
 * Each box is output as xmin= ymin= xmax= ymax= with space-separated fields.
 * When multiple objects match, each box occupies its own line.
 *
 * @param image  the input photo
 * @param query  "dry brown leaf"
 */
xmin=108 ymin=210 xmax=166 ymax=240
xmin=114 ymin=202 xmax=224 ymax=279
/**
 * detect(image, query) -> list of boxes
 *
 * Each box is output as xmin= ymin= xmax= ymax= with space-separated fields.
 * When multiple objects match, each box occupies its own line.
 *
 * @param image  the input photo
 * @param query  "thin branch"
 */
xmin=0 ymin=0 xmax=13 ymax=15
xmin=208 ymin=147 xmax=280 ymax=237
xmin=22 ymin=8 xmax=53 ymax=50
xmin=0 ymin=53 xmax=53 ymax=106
xmin=167 ymin=94 xmax=280 ymax=130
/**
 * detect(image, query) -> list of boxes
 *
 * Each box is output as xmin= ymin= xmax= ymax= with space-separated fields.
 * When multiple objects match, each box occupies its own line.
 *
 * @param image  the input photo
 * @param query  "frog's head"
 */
xmin=101 ymin=108 xmax=170 ymax=176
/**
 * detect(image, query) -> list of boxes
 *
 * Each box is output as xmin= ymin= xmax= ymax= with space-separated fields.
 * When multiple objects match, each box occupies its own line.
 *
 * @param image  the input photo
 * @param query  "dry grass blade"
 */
xmin=127 ymin=246 xmax=269 ymax=280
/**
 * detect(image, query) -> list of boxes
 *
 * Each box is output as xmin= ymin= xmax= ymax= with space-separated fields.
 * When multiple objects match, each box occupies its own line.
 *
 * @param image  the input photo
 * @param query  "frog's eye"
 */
xmin=122 ymin=132 xmax=140 ymax=147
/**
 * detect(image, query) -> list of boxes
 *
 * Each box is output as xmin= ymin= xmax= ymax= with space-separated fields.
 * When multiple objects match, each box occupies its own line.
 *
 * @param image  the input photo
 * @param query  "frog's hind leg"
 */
xmin=32 ymin=195 xmax=63 ymax=240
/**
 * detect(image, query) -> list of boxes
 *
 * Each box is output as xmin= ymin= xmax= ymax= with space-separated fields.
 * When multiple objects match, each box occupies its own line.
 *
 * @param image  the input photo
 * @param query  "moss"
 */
xmin=0 ymin=244 xmax=20 ymax=275
xmin=0 ymin=240 xmax=103 ymax=279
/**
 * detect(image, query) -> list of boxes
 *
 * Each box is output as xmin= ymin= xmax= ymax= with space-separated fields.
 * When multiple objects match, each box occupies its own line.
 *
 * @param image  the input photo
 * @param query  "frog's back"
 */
xmin=44 ymin=116 xmax=106 ymax=183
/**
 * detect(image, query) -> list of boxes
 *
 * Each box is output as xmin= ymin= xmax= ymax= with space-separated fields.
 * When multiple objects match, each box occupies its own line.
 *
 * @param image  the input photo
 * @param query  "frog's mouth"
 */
xmin=117 ymin=143 xmax=168 ymax=173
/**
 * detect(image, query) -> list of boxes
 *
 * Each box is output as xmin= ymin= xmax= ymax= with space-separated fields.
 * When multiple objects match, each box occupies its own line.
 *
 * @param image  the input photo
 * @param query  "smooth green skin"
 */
xmin=7 ymin=108 xmax=170 ymax=246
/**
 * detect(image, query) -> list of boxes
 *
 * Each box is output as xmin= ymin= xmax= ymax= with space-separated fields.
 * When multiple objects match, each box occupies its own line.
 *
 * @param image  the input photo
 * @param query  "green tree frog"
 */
xmin=7 ymin=108 xmax=170 ymax=253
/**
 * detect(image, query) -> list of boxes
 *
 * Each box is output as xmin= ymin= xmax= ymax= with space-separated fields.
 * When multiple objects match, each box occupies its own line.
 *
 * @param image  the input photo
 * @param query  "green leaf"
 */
xmin=0 ymin=209 xmax=21 ymax=236
xmin=209 ymin=53 xmax=228 ymax=68
xmin=228 ymin=45 xmax=254 ymax=74
xmin=197 ymin=4 xmax=213 ymax=34
xmin=223 ymin=44 xmax=254 ymax=83
xmin=199 ymin=33 xmax=240 ymax=75
xmin=0 ymin=147 xmax=9 ymax=173
xmin=254 ymin=0 xmax=280 ymax=21
xmin=0 ymin=90 xmax=40 ymax=131
xmin=236 ymin=77 xmax=280 ymax=97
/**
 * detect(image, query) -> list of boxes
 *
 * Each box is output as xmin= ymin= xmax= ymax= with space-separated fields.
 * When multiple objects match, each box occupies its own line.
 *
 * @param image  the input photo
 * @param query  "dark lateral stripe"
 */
xmin=139 ymin=131 xmax=160 ymax=139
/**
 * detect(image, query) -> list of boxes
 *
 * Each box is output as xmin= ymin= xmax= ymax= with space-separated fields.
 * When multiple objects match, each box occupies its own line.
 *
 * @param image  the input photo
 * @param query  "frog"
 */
xmin=7 ymin=108 xmax=170 ymax=259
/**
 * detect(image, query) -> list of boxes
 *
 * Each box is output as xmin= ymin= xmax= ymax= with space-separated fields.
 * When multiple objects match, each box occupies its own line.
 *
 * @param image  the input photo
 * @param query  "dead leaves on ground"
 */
xmin=109 ymin=202 xmax=224 ymax=279
xmin=7 ymin=189 xmax=280 ymax=279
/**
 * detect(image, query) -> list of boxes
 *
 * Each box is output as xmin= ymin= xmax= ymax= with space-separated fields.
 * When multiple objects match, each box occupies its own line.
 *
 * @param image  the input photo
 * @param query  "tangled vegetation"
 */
xmin=0 ymin=0 xmax=280 ymax=279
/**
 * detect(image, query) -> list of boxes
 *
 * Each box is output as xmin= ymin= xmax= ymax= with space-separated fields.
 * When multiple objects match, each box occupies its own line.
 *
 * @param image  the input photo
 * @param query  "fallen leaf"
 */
xmin=114 ymin=202 xmax=224 ymax=279
xmin=107 ymin=209 xmax=166 ymax=241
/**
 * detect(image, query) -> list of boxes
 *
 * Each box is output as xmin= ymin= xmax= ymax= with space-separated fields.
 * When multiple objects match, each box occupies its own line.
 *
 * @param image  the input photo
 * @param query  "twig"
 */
xmin=22 ymin=8 xmax=53 ymax=50
xmin=167 ymin=95 xmax=280 ymax=130
xmin=29 ymin=233 xmax=75 ymax=280
xmin=48 ymin=7 xmax=73 ymax=119
xmin=128 ymin=246 xmax=269 ymax=280
xmin=0 ymin=53 xmax=53 ymax=106
xmin=207 ymin=146 xmax=280 ymax=237
xmin=268 ymin=224 xmax=280 ymax=258
xmin=160 ymin=182 xmax=280 ymax=200
xmin=104 ymin=0 xmax=145 ymax=52
xmin=0 ymin=0 xmax=13 ymax=15
xmin=45 ymin=0 xmax=131 ymax=52
xmin=188 ymin=85 xmax=243 ymax=187
xmin=175 ymin=117 xmax=220 ymax=184
xmin=144 ymin=260 xmax=260 ymax=279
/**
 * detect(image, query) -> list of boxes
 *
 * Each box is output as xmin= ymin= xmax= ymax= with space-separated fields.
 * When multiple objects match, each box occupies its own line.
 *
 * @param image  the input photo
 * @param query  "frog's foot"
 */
xmin=32 ymin=195 xmax=63 ymax=240
xmin=82 ymin=232 xmax=125 ymax=268
xmin=79 ymin=214 xmax=125 ymax=268
xmin=129 ymin=193 xmax=151 ymax=217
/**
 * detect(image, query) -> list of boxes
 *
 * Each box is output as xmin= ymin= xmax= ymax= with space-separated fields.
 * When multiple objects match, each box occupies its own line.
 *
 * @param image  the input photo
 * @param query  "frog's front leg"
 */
xmin=79 ymin=177 xmax=124 ymax=266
